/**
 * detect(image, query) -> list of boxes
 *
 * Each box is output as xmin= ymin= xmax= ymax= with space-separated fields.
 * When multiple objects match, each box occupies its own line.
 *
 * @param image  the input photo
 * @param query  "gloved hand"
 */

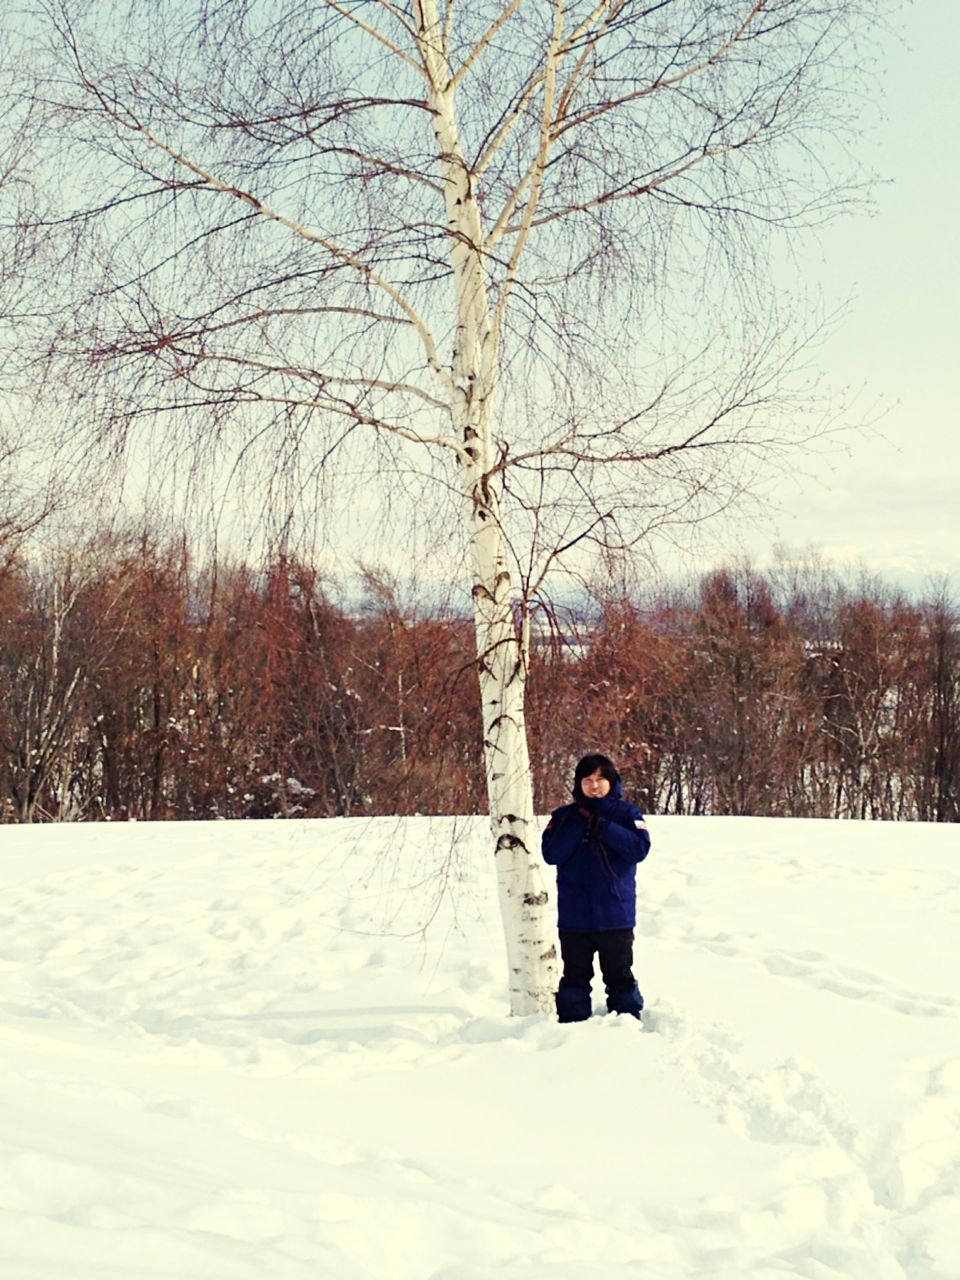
xmin=578 ymin=791 xmax=614 ymax=818
xmin=578 ymin=805 xmax=600 ymax=831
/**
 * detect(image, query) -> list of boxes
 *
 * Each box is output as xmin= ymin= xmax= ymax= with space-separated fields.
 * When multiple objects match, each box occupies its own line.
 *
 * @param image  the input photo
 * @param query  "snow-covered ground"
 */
xmin=1 ymin=814 xmax=958 ymax=1279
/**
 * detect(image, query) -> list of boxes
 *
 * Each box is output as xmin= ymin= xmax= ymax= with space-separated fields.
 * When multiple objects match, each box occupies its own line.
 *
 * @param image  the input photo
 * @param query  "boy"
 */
xmin=541 ymin=753 xmax=651 ymax=1022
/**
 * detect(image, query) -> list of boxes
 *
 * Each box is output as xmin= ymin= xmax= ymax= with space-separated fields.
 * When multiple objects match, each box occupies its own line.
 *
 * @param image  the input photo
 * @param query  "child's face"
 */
xmin=580 ymin=769 xmax=611 ymax=798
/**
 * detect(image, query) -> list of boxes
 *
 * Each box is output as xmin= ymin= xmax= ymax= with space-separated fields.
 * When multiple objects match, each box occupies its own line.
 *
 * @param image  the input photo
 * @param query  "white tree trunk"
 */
xmin=467 ymin=479 xmax=558 ymax=1015
xmin=419 ymin=0 xmax=557 ymax=1014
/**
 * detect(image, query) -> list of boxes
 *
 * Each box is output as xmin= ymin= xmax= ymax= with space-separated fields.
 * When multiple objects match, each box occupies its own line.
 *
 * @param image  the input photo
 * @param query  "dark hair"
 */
xmin=573 ymin=753 xmax=619 ymax=789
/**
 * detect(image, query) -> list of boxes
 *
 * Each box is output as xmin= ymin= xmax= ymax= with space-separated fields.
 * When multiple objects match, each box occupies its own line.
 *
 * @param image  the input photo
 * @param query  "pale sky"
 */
xmin=722 ymin=0 xmax=959 ymax=592
xmin=18 ymin=2 xmax=954 ymax=599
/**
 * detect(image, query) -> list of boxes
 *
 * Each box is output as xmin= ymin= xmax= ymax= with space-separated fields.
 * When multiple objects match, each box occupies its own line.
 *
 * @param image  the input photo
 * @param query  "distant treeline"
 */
xmin=1 ymin=534 xmax=957 ymax=822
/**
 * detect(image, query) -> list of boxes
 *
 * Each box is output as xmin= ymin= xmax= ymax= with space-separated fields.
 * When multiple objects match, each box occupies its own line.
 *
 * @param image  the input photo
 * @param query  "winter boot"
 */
xmin=606 ymin=982 xmax=643 ymax=1020
xmin=556 ymin=980 xmax=592 ymax=1023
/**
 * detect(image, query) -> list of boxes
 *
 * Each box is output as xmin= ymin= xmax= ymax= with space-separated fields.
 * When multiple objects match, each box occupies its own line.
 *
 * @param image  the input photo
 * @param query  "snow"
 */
xmin=1 ymin=814 xmax=958 ymax=1279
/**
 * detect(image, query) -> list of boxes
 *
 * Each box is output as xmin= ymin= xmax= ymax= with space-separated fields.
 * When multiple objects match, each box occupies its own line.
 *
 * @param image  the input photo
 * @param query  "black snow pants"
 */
xmin=556 ymin=928 xmax=643 ymax=1022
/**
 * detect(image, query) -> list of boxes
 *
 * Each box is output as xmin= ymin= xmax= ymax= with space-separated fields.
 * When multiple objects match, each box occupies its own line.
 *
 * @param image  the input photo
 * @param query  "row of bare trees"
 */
xmin=2 ymin=538 xmax=956 ymax=824
xmin=0 ymin=536 xmax=483 ymax=822
xmin=533 ymin=568 xmax=960 ymax=823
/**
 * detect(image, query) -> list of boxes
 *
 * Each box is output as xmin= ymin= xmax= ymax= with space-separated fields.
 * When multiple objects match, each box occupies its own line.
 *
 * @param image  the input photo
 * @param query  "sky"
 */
xmin=277 ymin=0 xmax=960 ymax=599
xmin=722 ymin=0 xmax=959 ymax=592
xmin=10 ymin=1 xmax=955 ymax=600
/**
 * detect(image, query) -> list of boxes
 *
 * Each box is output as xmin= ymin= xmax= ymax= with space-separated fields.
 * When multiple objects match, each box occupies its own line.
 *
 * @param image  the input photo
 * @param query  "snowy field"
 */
xmin=1 ymin=814 xmax=958 ymax=1280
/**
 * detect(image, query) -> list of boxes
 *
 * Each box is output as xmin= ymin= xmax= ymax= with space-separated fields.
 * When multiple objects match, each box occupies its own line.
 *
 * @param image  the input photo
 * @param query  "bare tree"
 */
xmin=921 ymin=591 xmax=960 ymax=823
xmin=0 ymin=542 xmax=141 ymax=820
xmin=7 ymin=0 xmax=884 ymax=1011
xmin=0 ymin=44 xmax=60 ymax=558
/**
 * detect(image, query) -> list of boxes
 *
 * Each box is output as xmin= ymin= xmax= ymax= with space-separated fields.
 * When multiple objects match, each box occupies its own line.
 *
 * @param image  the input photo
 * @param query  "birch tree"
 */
xmin=8 ymin=0 xmax=882 ymax=1011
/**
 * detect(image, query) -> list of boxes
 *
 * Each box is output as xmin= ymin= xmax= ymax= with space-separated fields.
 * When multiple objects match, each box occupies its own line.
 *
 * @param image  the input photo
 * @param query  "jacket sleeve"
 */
xmin=541 ymin=807 xmax=582 ymax=866
xmin=597 ymin=801 xmax=651 ymax=864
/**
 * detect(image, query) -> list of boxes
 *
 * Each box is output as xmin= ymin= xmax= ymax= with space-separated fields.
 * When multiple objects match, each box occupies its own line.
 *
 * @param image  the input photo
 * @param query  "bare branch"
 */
xmin=450 ymin=0 xmax=524 ymax=92
xmin=320 ymin=0 xmax=426 ymax=76
xmin=556 ymin=4 xmax=769 ymax=139
xmin=509 ymin=131 xmax=768 ymax=233
xmin=488 ymin=2 xmax=563 ymax=354
xmin=223 ymin=390 xmax=467 ymax=461
xmin=65 ymin=95 xmax=452 ymax=401
xmin=172 ymin=348 xmax=451 ymax=413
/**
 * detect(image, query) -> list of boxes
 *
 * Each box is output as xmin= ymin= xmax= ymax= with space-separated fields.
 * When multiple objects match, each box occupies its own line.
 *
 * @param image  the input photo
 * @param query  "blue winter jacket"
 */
xmin=541 ymin=778 xmax=651 ymax=932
